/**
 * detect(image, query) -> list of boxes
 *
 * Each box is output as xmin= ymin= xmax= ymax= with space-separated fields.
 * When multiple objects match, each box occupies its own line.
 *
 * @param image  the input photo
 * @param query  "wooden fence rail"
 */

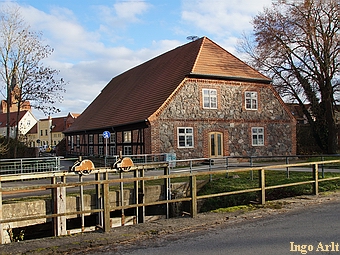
xmin=0 ymin=160 xmax=339 ymax=243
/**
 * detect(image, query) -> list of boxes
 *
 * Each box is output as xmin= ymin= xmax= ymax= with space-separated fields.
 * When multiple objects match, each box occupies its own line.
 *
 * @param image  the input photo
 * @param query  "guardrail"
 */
xmin=0 ymin=159 xmax=339 ymax=243
xmin=1 ymin=154 xmax=338 ymax=175
xmin=0 ymin=157 xmax=61 ymax=175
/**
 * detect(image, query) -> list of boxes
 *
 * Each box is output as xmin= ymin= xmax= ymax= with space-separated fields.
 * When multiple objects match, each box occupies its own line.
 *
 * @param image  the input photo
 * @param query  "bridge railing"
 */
xmin=0 ymin=157 xmax=61 ymax=175
xmin=1 ymin=154 xmax=339 ymax=176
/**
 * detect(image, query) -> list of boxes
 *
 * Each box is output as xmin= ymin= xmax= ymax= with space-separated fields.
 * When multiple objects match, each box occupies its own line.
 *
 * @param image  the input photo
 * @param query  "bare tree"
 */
xmin=0 ymin=6 xmax=66 ymax=151
xmin=240 ymin=0 xmax=339 ymax=154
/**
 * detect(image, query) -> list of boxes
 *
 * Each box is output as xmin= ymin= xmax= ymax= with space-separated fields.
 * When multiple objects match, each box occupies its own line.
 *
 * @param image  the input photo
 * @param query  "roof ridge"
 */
xmin=192 ymin=37 xmax=271 ymax=81
xmin=191 ymin=36 xmax=206 ymax=74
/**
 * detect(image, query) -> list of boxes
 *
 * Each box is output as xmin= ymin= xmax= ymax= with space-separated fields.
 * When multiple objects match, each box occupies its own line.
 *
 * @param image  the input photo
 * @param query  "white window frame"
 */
xmin=245 ymin=91 xmax=258 ymax=110
xmin=124 ymin=146 xmax=132 ymax=155
xmin=124 ymin=131 xmax=132 ymax=143
xmin=99 ymin=146 xmax=104 ymax=156
xmin=110 ymin=133 xmax=115 ymax=144
xmin=76 ymin=135 xmax=80 ymax=148
xmin=98 ymin=134 xmax=104 ymax=144
xmin=202 ymin=89 xmax=217 ymax=109
xmin=89 ymin=134 xmax=94 ymax=144
xmin=177 ymin=127 xmax=194 ymax=148
xmin=110 ymin=146 xmax=116 ymax=156
xmin=252 ymin=127 xmax=264 ymax=146
xmin=89 ymin=146 xmax=94 ymax=155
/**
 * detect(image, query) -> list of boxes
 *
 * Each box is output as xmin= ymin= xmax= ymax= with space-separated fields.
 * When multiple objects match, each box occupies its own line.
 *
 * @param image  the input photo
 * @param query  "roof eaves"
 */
xmin=63 ymin=119 xmax=148 ymax=134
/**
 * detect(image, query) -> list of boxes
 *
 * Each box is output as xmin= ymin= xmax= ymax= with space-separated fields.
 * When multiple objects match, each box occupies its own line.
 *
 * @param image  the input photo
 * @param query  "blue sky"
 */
xmin=1 ymin=0 xmax=273 ymax=119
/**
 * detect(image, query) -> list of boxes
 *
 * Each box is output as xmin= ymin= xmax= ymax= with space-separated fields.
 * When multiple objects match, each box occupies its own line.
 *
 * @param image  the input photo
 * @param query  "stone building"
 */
xmin=64 ymin=37 xmax=296 ymax=159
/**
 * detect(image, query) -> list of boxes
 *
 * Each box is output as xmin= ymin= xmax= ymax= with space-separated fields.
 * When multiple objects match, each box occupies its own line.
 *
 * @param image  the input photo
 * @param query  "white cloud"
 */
xmin=96 ymin=0 xmax=151 ymax=28
xmin=0 ymin=0 xmax=273 ymax=120
xmin=181 ymin=0 xmax=272 ymax=36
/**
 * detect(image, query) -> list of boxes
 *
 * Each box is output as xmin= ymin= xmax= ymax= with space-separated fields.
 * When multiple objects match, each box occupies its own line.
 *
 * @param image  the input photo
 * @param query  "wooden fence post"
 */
xmin=55 ymin=179 xmax=66 ymax=236
xmin=259 ymin=169 xmax=266 ymax=205
xmin=95 ymin=173 xmax=103 ymax=228
xmin=164 ymin=166 xmax=170 ymax=219
xmin=190 ymin=175 xmax=197 ymax=218
xmin=103 ymin=173 xmax=111 ymax=232
xmin=140 ymin=168 xmax=145 ymax=223
xmin=52 ymin=176 xmax=57 ymax=236
xmin=0 ymin=180 xmax=3 ymax=244
xmin=52 ymin=176 xmax=66 ymax=236
xmin=313 ymin=164 xmax=319 ymax=195
xmin=134 ymin=169 xmax=139 ymax=223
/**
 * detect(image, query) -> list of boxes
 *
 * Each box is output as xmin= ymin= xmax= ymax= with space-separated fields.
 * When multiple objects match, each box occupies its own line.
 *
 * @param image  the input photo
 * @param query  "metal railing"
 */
xmin=0 ymin=157 xmax=61 ymax=175
xmin=1 ymin=154 xmax=338 ymax=176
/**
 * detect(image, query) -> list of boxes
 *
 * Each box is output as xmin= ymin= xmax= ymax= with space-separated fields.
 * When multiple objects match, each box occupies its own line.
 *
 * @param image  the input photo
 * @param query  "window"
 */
xmin=89 ymin=134 xmax=93 ymax=144
xmin=110 ymin=134 xmax=115 ymax=144
xmin=99 ymin=146 xmax=104 ymax=155
xmin=110 ymin=146 xmax=116 ymax=156
xmin=98 ymin=134 xmax=104 ymax=144
xmin=45 ymin=129 xmax=48 ymax=136
xmin=245 ymin=91 xmax=258 ymax=110
xmin=76 ymin=135 xmax=80 ymax=148
xmin=89 ymin=146 xmax=94 ymax=155
xmin=177 ymin=127 xmax=194 ymax=148
xmin=124 ymin=131 xmax=131 ymax=143
xmin=40 ymin=130 xmax=43 ymax=136
xmin=252 ymin=127 xmax=264 ymax=146
xmin=202 ymin=89 xmax=217 ymax=109
xmin=124 ymin=146 xmax=132 ymax=155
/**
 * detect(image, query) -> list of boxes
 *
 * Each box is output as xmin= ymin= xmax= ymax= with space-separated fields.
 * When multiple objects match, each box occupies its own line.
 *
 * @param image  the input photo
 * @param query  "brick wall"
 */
xmin=151 ymin=78 xmax=296 ymax=159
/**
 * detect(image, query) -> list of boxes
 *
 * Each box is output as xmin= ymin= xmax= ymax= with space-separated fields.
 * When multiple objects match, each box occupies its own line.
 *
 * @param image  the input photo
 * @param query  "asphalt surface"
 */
xmin=109 ymin=197 xmax=340 ymax=255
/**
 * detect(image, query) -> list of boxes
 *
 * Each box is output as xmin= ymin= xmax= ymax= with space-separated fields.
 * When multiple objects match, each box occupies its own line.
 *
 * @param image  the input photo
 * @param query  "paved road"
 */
xmin=94 ymin=201 xmax=340 ymax=255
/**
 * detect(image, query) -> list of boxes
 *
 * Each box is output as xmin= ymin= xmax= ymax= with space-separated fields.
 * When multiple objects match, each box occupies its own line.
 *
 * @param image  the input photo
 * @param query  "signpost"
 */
xmin=102 ymin=131 xmax=111 ymax=166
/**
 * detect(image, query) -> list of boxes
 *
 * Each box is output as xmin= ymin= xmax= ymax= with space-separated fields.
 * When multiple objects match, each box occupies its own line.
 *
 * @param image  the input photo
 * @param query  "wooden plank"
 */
xmin=190 ymin=175 xmax=197 ymax=218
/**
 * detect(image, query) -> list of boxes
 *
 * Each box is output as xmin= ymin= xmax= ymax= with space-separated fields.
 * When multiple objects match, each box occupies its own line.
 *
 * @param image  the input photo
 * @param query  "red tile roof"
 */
xmin=51 ymin=116 xmax=68 ymax=132
xmin=27 ymin=123 xmax=37 ymax=134
xmin=65 ymin=37 xmax=271 ymax=133
xmin=0 ymin=111 xmax=29 ymax=127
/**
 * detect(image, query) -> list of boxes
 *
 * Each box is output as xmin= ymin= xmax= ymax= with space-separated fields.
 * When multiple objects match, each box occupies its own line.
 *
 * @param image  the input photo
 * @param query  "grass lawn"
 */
xmin=197 ymin=170 xmax=340 ymax=212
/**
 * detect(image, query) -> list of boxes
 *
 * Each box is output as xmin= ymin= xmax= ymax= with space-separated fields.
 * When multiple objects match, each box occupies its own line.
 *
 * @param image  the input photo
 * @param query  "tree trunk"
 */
xmin=6 ymin=84 xmax=11 ymax=145
xmin=325 ymin=100 xmax=337 ymax=154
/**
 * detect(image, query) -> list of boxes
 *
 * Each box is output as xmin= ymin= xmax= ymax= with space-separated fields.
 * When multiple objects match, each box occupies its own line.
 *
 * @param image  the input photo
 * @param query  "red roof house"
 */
xmin=64 ymin=37 xmax=296 ymax=159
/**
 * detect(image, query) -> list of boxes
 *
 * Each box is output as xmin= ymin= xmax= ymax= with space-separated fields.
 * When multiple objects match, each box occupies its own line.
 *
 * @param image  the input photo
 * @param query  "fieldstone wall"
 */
xmin=152 ymin=78 xmax=296 ymax=158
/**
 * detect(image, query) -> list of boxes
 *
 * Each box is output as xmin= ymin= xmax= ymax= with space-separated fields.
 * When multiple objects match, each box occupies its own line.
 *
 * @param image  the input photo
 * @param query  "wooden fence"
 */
xmin=0 ymin=159 xmax=339 ymax=243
